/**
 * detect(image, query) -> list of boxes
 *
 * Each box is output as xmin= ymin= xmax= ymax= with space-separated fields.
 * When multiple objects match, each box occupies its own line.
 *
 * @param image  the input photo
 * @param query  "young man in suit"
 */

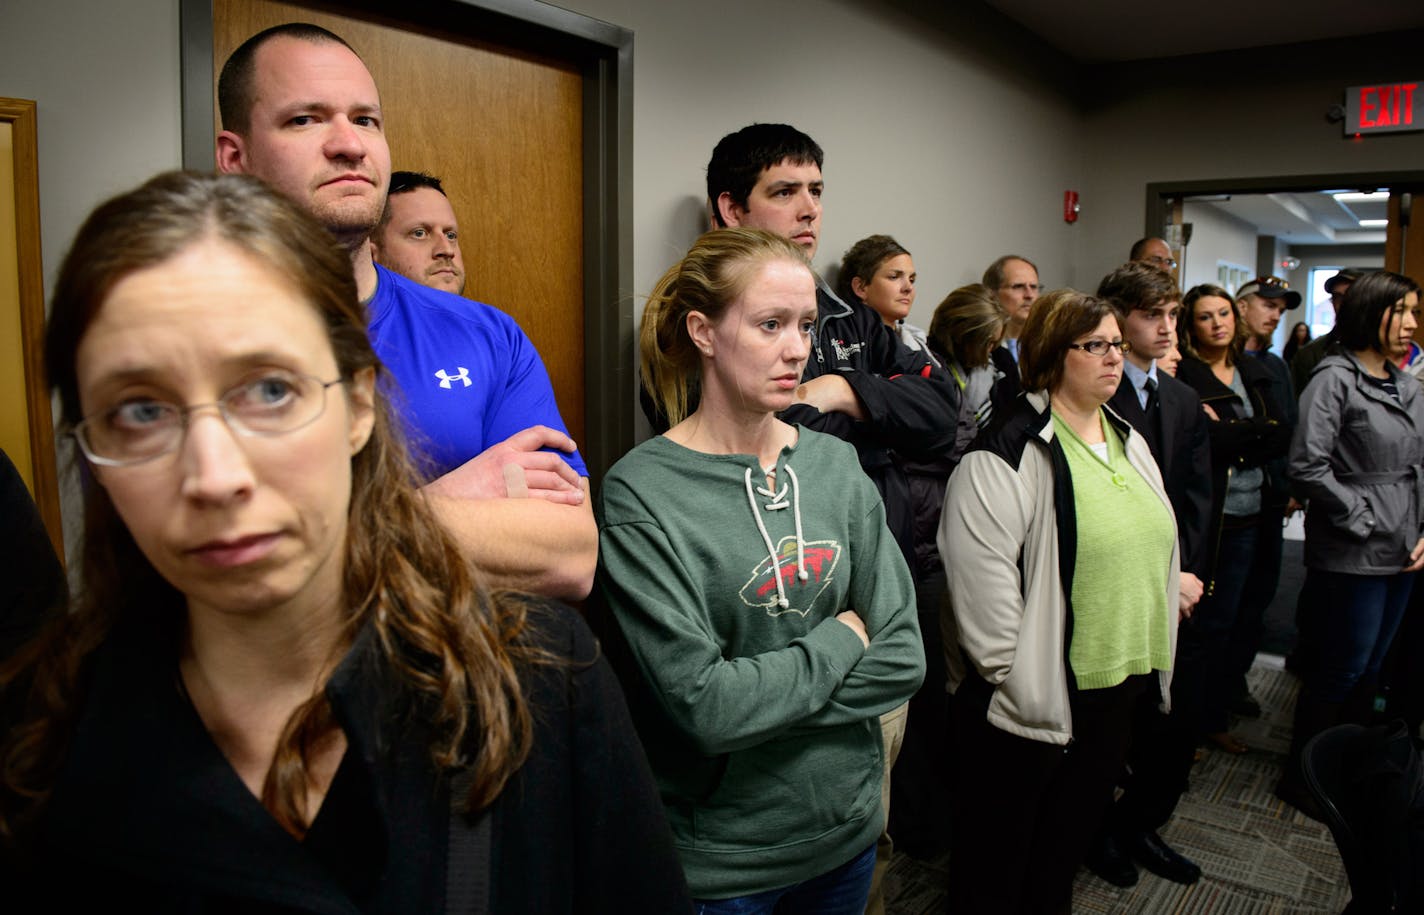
xmin=1087 ymin=261 xmax=1213 ymax=887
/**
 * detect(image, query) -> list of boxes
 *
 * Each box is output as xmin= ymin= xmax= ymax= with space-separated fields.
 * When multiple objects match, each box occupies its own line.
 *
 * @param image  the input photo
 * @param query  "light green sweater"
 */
xmin=597 ymin=426 xmax=924 ymax=899
xmin=1053 ymin=411 xmax=1174 ymax=689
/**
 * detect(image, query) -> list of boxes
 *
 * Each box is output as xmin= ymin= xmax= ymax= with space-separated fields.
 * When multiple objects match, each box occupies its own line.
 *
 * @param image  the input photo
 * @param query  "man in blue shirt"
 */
xmin=215 ymin=23 xmax=595 ymax=599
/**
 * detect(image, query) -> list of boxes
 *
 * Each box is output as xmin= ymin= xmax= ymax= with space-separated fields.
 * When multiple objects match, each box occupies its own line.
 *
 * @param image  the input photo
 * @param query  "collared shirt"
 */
xmin=1123 ymin=358 xmax=1159 ymax=410
xmin=1005 ymin=336 xmax=1020 ymax=363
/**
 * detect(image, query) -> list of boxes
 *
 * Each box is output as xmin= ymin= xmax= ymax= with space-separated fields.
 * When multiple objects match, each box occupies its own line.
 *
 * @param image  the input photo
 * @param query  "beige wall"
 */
xmin=551 ymin=0 xmax=1085 ymax=320
xmin=551 ymin=0 xmax=1087 ymax=436
xmin=5 ymin=0 xmax=1424 ymax=455
xmin=0 ymin=0 xmax=183 ymax=295
xmin=1077 ymin=37 xmax=1424 ymax=287
xmin=1180 ymin=200 xmax=1259 ymax=291
xmin=7 ymin=2 xmax=1424 ymax=363
xmin=0 ymin=0 xmax=183 ymax=558
xmin=555 ymin=1 xmax=1424 ymax=429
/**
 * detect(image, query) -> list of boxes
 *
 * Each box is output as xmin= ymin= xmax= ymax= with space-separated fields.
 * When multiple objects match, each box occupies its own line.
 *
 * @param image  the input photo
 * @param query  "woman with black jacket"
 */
xmin=0 ymin=173 xmax=690 ymax=913
xmin=1174 ymin=284 xmax=1292 ymax=755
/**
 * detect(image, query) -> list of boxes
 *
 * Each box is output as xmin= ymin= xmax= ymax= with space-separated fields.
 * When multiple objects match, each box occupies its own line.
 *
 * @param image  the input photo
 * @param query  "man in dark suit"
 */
xmin=1086 ymin=262 xmax=1213 ymax=888
xmin=982 ymin=254 xmax=1038 ymax=408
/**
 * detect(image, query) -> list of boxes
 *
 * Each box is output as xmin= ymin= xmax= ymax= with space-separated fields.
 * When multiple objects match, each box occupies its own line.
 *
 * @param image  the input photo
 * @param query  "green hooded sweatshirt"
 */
xmin=597 ymin=426 xmax=924 ymax=899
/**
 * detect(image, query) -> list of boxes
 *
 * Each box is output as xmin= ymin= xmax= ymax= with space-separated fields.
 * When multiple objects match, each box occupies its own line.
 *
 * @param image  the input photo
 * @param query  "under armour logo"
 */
xmin=434 ymin=367 xmax=472 ymax=389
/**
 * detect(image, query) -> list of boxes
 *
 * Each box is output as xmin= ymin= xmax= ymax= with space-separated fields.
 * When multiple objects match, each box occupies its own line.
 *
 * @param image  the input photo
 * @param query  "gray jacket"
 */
xmin=1289 ymin=352 xmax=1424 ymax=574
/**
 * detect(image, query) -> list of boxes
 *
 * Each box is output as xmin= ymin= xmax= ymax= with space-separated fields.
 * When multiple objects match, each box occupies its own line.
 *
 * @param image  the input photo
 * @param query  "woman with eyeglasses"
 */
xmin=0 ymin=172 xmax=690 ymax=912
xmin=1277 ymin=271 xmax=1424 ymax=816
xmin=1174 ymin=284 xmax=1292 ymax=756
xmin=939 ymin=289 xmax=1179 ymax=914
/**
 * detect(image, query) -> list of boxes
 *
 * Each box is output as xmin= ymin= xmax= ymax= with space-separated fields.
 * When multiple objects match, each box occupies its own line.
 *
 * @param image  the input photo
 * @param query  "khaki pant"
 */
xmin=864 ymin=701 xmax=909 ymax=915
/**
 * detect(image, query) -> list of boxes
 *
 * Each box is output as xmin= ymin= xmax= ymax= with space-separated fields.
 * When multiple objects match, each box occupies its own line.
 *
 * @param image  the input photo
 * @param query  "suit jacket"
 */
xmin=990 ymin=344 xmax=1022 ymax=416
xmin=1108 ymin=372 xmax=1213 ymax=577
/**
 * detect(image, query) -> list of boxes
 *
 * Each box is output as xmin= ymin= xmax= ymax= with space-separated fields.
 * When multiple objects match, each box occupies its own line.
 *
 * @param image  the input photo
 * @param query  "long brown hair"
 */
xmin=1181 ymin=283 xmax=1245 ymax=364
xmin=640 ymin=227 xmax=812 ymax=426
xmin=927 ymin=283 xmax=1006 ymax=370
xmin=1018 ymin=288 xmax=1117 ymax=393
xmin=2 ymin=171 xmax=537 ymax=840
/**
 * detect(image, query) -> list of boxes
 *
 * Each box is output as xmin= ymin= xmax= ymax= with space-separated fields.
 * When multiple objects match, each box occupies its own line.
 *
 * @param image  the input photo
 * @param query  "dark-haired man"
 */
xmin=704 ymin=123 xmax=954 ymax=566
xmin=215 ymin=24 xmax=594 ymax=600
xmin=372 ymin=170 xmax=466 ymax=295
xmin=1086 ymin=262 xmax=1210 ymax=888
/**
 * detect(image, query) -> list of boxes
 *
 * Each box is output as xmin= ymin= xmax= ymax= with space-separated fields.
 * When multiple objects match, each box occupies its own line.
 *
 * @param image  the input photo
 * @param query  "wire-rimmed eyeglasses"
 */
xmin=74 ymin=372 xmax=346 ymax=467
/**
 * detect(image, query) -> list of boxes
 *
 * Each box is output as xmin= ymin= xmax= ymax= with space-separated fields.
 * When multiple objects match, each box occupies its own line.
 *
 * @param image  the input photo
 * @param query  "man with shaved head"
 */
xmin=216 ymin=23 xmax=594 ymax=600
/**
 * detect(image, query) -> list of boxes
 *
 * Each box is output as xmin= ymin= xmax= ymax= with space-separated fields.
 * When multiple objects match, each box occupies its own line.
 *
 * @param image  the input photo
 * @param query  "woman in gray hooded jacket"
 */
xmin=1279 ymin=270 xmax=1424 ymax=815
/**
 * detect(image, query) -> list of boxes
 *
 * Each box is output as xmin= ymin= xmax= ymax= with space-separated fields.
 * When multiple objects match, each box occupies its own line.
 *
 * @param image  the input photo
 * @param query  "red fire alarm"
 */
xmin=1064 ymin=190 xmax=1080 ymax=223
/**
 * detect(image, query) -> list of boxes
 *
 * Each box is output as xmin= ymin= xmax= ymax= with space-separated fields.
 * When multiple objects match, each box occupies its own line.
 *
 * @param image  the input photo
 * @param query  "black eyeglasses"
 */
xmin=1067 ymin=339 xmax=1130 ymax=357
xmin=1146 ymin=255 xmax=1178 ymax=270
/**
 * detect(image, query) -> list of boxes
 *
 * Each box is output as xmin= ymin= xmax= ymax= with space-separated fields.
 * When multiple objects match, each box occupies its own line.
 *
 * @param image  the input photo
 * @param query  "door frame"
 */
xmin=1146 ymin=169 xmax=1424 ymax=244
xmin=179 ymin=0 xmax=634 ymax=482
xmin=0 ymin=97 xmax=64 ymax=562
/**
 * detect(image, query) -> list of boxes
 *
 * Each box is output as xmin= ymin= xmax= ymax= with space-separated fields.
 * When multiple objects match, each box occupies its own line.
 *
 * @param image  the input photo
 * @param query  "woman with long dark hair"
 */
xmin=1283 ymin=320 xmax=1312 ymax=363
xmin=0 ymin=171 xmax=688 ymax=912
xmin=1174 ymin=283 xmax=1292 ymax=755
xmin=1278 ymin=271 xmax=1424 ymax=815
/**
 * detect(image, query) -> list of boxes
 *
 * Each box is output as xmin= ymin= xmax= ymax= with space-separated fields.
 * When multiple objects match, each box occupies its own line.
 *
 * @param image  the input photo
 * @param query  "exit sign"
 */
xmin=1345 ymin=81 xmax=1421 ymax=135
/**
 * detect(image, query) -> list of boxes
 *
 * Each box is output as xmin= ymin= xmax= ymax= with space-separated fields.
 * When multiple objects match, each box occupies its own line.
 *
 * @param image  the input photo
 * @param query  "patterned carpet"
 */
xmin=884 ymin=659 xmax=1353 ymax=914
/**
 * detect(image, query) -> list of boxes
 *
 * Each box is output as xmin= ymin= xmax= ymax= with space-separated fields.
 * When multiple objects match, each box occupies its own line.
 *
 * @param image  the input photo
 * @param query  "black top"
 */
xmin=1174 ymin=355 xmax=1292 ymax=582
xmin=0 ymin=448 xmax=65 ymax=661
xmin=6 ymin=602 xmax=692 ymax=913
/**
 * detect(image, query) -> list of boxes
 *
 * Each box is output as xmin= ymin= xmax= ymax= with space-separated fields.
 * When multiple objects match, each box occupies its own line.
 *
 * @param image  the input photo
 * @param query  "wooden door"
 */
xmin=0 ymin=97 xmax=63 ymax=561
xmin=213 ymin=0 xmax=585 ymax=446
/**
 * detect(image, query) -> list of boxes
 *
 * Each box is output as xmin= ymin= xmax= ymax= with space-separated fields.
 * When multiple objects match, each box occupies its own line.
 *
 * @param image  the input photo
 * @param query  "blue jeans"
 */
xmin=1309 ymin=569 xmax=1416 ymax=703
xmin=693 ymin=844 xmax=876 ymax=915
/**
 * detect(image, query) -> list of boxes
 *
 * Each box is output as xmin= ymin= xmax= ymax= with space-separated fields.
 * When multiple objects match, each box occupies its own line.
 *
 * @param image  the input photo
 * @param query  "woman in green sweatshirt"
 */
xmin=597 ymin=228 xmax=925 ymax=912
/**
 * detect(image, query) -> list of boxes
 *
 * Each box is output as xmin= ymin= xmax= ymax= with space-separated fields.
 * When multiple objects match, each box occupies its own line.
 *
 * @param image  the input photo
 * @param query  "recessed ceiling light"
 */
xmin=1334 ymin=191 xmax=1390 ymax=203
xmin=1359 ymin=219 xmax=1388 ymax=228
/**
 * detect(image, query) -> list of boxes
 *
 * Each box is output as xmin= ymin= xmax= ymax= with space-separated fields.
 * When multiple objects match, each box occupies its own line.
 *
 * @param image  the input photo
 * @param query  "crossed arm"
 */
xmin=423 ymin=425 xmax=597 ymax=600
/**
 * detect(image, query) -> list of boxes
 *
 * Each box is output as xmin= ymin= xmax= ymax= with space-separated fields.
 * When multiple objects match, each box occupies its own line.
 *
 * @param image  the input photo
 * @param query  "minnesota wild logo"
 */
xmin=739 ymin=536 xmax=842 ymax=617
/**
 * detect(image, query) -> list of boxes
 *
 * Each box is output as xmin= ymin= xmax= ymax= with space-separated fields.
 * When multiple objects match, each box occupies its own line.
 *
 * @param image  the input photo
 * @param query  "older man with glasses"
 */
xmin=983 ymin=254 xmax=1042 ymax=405
xmin=1130 ymin=236 xmax=1178 ymax=274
